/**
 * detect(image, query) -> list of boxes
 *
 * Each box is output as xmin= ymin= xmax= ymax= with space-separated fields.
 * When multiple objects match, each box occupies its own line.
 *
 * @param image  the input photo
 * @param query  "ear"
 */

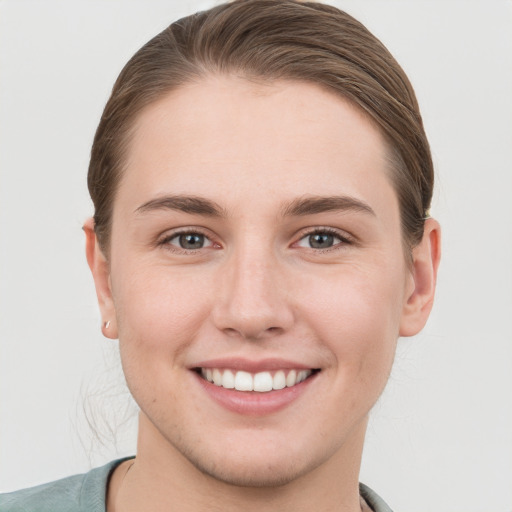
xmin=83 ymin=218 xmax=118 ymax=339
xmin=399 ymin=218 xmax=441 ymax=337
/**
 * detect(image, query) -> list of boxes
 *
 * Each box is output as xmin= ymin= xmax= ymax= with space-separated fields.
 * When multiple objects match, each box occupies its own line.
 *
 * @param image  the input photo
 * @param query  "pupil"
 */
xmin=179 ymin=233 xmax=204 ymax=249
xmin=309 ymin=233 xmax=334 ymax=249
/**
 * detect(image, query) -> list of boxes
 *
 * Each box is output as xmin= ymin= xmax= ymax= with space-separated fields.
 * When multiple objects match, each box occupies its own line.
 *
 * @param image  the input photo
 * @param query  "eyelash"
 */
xmin=157 ymin=227 xmax=354 ymax=254
xmin=294 ymin=227 xmax=354 ymax=252
xmin=157 ymin=228 xmax=217 ymax=254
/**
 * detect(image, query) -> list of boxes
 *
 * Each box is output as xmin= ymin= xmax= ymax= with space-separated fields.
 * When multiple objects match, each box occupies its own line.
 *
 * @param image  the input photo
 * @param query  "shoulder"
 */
xmin=0 ymin=474 xmax=86 ymax=512
xmin=0 ymin=458 xmax=133 ymax=512
xmin=360 ymin=482 xmax=394 ymax=512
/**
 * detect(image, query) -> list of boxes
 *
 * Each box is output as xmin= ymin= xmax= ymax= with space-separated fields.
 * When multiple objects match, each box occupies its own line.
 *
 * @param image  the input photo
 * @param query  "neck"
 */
xmin=109 ymin=412 xmax=368 ymax=512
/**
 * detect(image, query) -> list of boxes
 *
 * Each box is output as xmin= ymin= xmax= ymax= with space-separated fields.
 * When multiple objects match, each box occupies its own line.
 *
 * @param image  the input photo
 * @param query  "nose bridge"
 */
xmin=213 ymin=236 xmax=293 ymax=339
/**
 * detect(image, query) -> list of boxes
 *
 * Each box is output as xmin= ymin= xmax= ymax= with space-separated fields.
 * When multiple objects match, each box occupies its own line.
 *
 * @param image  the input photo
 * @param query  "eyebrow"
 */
xmin=135 ymin=195 xmax=226 ymax=217
xmin=281 ymin=195 xmax=375 ymax=217
xmin=134 ymin=194 xmax=375 ymax=218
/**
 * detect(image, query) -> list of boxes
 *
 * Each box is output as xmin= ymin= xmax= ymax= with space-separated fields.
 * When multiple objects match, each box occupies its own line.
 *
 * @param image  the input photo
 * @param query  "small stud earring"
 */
xmin=104 ymin=320 xmax=111 ymax=329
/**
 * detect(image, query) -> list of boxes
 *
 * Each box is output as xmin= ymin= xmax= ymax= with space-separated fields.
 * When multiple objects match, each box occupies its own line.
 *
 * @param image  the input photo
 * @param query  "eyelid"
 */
xmin=155 ymin=225 xmax=355 ymax=253
xmin=157 ymin=227 xmax=219 ymax=251
xmin=293 ymin=226 xmax=354 ymax=249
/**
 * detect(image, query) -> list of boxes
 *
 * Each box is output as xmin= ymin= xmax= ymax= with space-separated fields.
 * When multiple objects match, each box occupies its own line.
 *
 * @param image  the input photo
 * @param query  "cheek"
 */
xmin=111 ymin=263 xmax=212 ymax=372
xmin=297 ymin=265 xmax=404 ymax=377
xmin=111 ymin=265 xmax=215 ymax=417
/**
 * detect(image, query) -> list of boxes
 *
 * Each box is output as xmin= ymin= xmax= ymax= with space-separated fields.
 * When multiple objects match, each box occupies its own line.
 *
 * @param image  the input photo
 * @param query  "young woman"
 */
xmin=0 ymin=1 xmax=440 ymax=511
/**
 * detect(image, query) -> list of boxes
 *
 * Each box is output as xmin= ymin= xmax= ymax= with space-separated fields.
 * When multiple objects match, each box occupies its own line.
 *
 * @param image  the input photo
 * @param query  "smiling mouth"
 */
xmin=197 ymin=368 xmax=319 ymax=392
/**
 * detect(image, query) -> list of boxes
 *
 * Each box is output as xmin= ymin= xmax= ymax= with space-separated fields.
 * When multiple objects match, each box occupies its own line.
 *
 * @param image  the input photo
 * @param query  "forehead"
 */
xmin=120 ymin=76 xmax=395 ymax=215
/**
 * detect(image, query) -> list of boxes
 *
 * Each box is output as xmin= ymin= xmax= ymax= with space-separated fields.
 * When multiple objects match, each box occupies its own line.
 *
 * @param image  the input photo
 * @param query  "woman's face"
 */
xmin=97 ymin=77 xmax=419 ymax=486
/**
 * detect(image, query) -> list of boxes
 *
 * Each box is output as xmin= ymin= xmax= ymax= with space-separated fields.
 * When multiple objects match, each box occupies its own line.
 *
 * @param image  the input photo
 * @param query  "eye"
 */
xmin=296 ymin=229 xmax=349 ymax=250
xmin=164 ymin=231 xmax=215 ymax=250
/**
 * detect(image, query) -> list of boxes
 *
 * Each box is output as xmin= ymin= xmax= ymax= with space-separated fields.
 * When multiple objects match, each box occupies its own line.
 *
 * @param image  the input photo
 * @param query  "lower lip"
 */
xmin=193 ymin=371 xmax=318 ymax=416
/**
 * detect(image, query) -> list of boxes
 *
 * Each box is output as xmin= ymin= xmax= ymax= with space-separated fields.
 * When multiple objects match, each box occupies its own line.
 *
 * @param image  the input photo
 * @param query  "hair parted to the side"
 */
xmin=88 ymin=0 xmax=433 ymax=254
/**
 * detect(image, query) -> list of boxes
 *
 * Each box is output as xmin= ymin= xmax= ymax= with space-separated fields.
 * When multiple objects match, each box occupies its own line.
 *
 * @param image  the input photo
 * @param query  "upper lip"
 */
xmin=191 ymin=357 xmax=318 ymax=373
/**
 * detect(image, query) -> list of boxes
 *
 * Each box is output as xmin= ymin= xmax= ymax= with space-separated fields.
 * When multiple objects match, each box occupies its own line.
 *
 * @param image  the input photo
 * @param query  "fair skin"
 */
xmin=85 ymin=76 xmax=440 ymax=512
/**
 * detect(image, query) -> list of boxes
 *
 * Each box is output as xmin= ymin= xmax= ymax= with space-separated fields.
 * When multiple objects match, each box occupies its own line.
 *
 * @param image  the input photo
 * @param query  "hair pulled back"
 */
xmin=88 ymin=0 xmax=433 ymax=253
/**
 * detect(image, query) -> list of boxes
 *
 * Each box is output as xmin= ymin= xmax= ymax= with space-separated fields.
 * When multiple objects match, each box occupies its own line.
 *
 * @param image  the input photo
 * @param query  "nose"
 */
xmin=212 ymin=247 xmax=294 ymax=340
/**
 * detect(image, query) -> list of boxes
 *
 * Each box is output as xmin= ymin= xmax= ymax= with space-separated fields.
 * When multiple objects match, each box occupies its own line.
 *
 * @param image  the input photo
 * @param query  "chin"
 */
xmin=188 ymin=450 xmax=315 ymax=488
xmin=167 ymin=426 xmax=335 ymax=489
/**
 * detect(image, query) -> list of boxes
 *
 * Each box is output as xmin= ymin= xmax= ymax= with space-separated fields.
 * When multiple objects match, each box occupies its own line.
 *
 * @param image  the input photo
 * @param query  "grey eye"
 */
xmin=296 ymin=230 xmax=346 ymax=250
xmin=308 ymin=233 xmax=335 ymax=249
xmin=163 ymin=231 xmax=215 ymax=251
xmin=178 ymin=233 xmax=205 ymax=249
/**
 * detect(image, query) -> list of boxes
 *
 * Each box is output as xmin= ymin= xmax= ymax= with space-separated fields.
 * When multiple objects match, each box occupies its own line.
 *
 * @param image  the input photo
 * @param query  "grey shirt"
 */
xmin=0 ymin=458 xmax=393 ymax=512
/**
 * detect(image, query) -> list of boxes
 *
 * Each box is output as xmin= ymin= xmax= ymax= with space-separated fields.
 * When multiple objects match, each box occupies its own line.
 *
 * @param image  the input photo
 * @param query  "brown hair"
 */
xmin=88 ymin=0 xmax=433 ymax=253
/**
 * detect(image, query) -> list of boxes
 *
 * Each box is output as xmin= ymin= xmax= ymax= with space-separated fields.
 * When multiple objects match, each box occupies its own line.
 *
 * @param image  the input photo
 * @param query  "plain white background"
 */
xmin=1 ymin=1 xmax=511 ymax=510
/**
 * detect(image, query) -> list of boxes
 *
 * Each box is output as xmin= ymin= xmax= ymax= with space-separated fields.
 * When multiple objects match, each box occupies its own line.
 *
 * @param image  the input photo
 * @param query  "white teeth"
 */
xmin=253 ymin=372 xmax=273 ymax=392
xmin=273 ymin=370 xmax=286 ymax=390
xmin=297 ymin=370 xmax=308 ymax=383
xmin=234 ymin=371 xmax=253 ymax=391
xmin=201 ymin=368 xmax=314 ymax=392
xmin=213 ymin=369 xmax=223 ymax=386
xmin=286 ymin=369 xmax=297 ymax=387
xmin=222 ymin=369 xmax=235 ymax=389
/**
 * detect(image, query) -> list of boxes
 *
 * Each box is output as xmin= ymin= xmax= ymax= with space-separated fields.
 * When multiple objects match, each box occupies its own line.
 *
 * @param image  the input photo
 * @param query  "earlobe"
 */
xmin=83 ymin=218 xmax=118 ymax=339
xmin=399 ymin=218 xmax=441 ymax=337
